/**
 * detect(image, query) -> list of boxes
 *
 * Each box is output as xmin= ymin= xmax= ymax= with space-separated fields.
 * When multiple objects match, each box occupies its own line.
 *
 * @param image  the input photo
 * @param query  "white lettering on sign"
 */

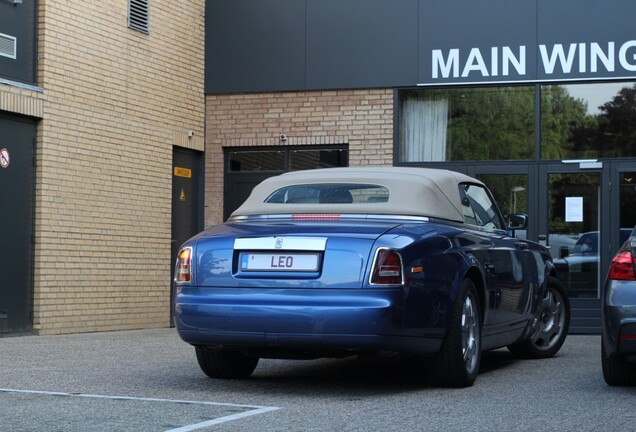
xmin=540 ymin=41 xmax=636 ymax=74
xmin=619 ymin=41 xmax=636 ymax=72
xmin=432 ymin=46 xmax=526 ymax=79
xmin=0 ymin=148 xmax=9 ymax=169
xmin=430 ymin=40 xmax=636 ymax=81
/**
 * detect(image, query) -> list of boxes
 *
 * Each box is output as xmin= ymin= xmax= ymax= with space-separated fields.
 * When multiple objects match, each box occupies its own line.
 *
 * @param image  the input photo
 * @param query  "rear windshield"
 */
xmin=265 ymin=183 xmax=389 ymax=204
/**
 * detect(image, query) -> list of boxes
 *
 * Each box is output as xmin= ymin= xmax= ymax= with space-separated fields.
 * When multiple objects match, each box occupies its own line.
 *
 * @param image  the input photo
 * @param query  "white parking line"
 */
xmin=0 ymin=388 xmax=280 ymax=431
xmin=165 ymin=406 xmax=280 ymax=432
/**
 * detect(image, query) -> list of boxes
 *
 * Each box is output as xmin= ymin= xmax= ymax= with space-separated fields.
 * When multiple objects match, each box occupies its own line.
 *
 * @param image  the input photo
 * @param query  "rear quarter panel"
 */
xmin=387 ymin=224 xmax=490 ymax=330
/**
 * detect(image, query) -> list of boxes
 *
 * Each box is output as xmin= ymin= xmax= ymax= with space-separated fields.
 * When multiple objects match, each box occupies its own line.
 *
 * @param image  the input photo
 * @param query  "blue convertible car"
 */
xmin=174 ymin=167 xmax=569 ymax=387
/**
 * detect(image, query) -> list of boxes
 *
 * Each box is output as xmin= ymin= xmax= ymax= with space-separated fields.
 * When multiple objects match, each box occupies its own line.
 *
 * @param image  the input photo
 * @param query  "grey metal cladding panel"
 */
xmin=0 ymin=1 xmax=37 ymax=84
xmin=306 ymin=0 xmax=418 ymax=90
xmin=537 ymin=0 xmax=636 ymax=81
xmin=418 ymin=0 xmax=538 ymax=85
xmin=205 ymin=0 xmax=306 ymax=94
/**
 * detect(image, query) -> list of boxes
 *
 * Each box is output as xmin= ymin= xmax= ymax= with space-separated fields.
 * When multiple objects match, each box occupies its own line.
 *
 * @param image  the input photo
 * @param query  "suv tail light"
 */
xmin=370 ymin=248 xmax=404 ymax=285
xmin=176 ymin=247 xmax=193 ymax=283
xmin=608 ymin=250 xmax=636 ymax=281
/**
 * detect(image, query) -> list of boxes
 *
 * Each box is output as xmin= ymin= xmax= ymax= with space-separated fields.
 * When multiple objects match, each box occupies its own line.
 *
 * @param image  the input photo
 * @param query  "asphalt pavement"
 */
xmin=1 ymin=328 xmax=635 ymax=431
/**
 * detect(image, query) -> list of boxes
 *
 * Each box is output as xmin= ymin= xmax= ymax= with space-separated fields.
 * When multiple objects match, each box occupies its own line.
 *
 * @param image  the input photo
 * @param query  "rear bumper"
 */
xmin=602 ymin=280 xmax=636 ymax=356
xmin=174 ymin=287 xmax=445 ymax=356
xmin=603 ymin=309 xmax=636 ymax=356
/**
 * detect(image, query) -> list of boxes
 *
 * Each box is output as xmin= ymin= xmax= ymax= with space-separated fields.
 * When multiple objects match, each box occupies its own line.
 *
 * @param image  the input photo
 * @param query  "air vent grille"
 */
xmin=0 ymin=33 xmax=17 ymax=59
xmin=128 ymin=0 xmax=149 ymax=34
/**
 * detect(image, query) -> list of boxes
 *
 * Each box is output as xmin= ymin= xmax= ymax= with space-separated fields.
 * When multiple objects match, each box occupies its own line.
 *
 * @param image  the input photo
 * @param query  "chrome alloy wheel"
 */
xmin=461 ymin=294 xmax=480 ymax=374
xmin=530 ymin=287 xmax=566 ymax=351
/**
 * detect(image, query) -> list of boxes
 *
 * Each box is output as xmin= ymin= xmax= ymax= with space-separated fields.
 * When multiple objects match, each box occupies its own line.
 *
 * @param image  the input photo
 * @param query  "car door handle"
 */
xmin=485 ymin=263 xmax=497 ymax=276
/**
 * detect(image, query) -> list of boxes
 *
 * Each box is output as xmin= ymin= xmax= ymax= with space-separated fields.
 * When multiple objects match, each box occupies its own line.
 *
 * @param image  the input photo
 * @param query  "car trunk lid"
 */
xmin=192 ymin=218 xmax=409 ymax=288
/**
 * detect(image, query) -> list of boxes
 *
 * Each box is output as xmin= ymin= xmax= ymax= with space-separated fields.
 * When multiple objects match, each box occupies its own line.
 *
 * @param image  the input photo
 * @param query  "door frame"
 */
xmin=537 ymin=162 xmax=636 ymax=279
xmin=0 ymin=113 xmax=36 ymax=335
xmin=609 ymin=161 xmax=636 ymax=251
xmin=538 ymin=162 xmax=606 ymax=265
xmin=536 ymin=160 xmax=636 ymax=333
xmin=171 ymin=147 xmax=204 ymax=323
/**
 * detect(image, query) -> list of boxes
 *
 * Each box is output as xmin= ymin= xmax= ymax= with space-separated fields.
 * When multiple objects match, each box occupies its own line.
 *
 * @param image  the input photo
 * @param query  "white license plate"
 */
xmin=240 ymin=253 xmax=319 ymax=272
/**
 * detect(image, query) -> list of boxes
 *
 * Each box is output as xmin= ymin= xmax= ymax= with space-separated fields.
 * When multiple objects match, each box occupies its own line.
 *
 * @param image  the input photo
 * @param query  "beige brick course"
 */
xmin=1 ymin=0 xmax=206 ymax=334
xmin=205 ymin=89 xmax=394 ymax=227
xmin=4 ymin=4 xmax=395 ymax=335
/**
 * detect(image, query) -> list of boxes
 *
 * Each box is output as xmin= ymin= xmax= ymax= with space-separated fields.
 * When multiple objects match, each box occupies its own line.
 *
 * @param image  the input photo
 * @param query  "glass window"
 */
xmin=399 ymin=87 xmax=535 ymax=162
xmin=548 ymin=172 xmax=601 ymax=298
xmin=477 ymin=174 xmax=527 ymax=217
xmin=459 ymin=183 xmax=504 ymax=231
xmin=265 ymin=184 xmax=389 ymax=204
xmin=290 ymin=149 xmax=348 ymax=170
xmin=620 ymin=172 xmax=636 ymax=232
xmin=228 ymin=150 xmax=285 ymax=172
xmin=541 ymin=82 xmax=636 ymax=159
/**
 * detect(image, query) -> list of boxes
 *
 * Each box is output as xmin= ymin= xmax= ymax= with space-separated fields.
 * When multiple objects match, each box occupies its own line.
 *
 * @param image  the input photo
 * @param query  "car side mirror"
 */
xmin=507 ymin=213 xmax=528 ymax=230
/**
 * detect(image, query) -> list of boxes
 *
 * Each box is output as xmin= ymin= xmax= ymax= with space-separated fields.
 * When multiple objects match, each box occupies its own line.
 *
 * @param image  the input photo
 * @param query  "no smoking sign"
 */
xmin=0 ymin=148 xmax=9 ymax=169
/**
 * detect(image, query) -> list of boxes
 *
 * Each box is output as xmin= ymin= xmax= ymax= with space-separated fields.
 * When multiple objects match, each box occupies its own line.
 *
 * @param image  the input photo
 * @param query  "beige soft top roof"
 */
xmin=230 ymin=167 xmax=485 ymax=223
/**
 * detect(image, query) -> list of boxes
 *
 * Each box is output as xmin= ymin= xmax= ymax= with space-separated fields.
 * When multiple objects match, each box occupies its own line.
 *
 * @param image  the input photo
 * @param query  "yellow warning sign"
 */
xmin=180 ymin=189 xmax=186 ymax=201
xmin=174 ymin=167 xmax=192 ymax=178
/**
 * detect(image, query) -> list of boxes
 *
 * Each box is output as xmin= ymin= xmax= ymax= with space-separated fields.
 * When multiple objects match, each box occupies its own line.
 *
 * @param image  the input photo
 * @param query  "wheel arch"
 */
xmin=464 ymin=266 xmax=486 ymax=324
xmin=546 ymin=260 xmax=558 ymax=283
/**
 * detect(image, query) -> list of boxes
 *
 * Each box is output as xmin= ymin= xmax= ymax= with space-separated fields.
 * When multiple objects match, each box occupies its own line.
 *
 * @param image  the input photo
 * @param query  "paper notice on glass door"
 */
xmin=565 ymin=197 xmax=583 ymax=222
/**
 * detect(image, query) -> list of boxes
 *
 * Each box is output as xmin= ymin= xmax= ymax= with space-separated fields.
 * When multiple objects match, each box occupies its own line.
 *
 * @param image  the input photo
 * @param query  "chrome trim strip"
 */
xmin=234 ymin=236 xmax=328 ymax=251
xmin=229 ymin=214 xmax=430 ymax=222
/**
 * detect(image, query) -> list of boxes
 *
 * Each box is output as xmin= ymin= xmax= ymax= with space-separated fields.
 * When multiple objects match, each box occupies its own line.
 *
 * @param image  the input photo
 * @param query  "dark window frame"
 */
xmin=226 ymin=145 xmax=349 ymax=173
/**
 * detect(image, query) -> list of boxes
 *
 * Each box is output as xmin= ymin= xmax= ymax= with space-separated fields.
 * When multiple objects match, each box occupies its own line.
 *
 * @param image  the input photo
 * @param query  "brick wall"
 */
xmin=27 ymin=0 xmax=205 ymax=334
xmin=205 ymin=89 xmax=395 ymax=226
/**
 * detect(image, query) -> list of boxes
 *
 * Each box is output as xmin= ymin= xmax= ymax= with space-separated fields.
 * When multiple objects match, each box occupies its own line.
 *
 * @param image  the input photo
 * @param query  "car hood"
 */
xmin=185 ymin=219 xmax=427 ymax=288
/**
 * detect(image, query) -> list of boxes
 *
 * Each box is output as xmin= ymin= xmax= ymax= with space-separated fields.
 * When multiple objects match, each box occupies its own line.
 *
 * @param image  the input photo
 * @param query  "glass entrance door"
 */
xmin=539 ymin=164 xmax=605 ymax=333
xmin=544 ymin=169 xmax=602 ymax=299
xmin=538 ymin=162 xmax=636 ymax=333
xmin=461 ymin=161 xmax=636 ymax=334
xmin=612 ymin=164 xmax=636 ymax=258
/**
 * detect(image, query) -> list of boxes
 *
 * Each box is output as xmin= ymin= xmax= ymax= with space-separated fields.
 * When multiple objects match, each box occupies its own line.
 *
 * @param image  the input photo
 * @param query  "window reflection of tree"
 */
xmin=400 ymin=87 xmax=535 ymax=162
xmin=477 ymin=174 xmax=527 ymax=217
xmin=401 ymin=82 xmax=636 ymax=163
xmin=543 ymin=83 xmax=636 ymax=159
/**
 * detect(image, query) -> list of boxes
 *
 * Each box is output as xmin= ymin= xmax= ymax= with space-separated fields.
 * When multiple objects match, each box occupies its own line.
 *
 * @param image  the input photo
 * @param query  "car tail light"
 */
xmin=370 ymin=248 xmax=404 ymax=286
xmin=176 ymin=247 xmax=193 ymax=283
xmin=608 ymin=250 xmax=636 ymax=281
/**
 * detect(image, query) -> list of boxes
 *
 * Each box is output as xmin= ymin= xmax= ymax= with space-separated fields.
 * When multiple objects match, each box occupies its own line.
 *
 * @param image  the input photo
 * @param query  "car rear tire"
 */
xmin=508 ymin=276 xmax=570 ymax=359
xmin=195 ymin=346 xmax=259 ymax=379
xmin=602 ymin=336 xmax=636 ymax=386
xmin=431 ymin=279 xmax=481 ymax=388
